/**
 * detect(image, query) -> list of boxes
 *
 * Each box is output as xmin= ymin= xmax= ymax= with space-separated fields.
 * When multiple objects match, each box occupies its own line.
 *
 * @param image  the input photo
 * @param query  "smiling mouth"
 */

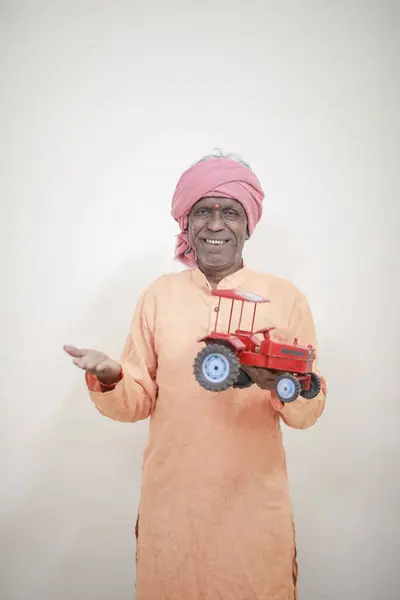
xmin=203 ymin=238 xmax=229 ymax=246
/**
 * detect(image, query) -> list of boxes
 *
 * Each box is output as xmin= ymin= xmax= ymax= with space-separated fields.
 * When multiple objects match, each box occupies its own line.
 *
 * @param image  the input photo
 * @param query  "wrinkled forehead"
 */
xmin=190 ymin=196 xmax=246 ymax=212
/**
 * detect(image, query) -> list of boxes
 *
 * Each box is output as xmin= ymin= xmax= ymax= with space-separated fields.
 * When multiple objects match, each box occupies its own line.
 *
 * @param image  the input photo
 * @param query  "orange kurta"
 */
xmin=87 ymin=266 xmax=327 ymax=600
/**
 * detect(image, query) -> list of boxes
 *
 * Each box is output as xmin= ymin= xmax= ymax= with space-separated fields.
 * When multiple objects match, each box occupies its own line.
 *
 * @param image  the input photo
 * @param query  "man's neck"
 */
xmin=198 ymin=260 xmax=243 ymax=289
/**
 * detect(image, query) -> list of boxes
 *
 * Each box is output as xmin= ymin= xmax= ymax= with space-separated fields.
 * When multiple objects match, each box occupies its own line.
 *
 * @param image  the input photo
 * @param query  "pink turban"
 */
xmin=171 ymin=158 xmax=264 ymax=266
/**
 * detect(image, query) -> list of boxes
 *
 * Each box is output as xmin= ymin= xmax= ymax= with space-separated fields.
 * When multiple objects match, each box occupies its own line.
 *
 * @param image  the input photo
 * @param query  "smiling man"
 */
xmin=64 ymin=152 xmax=327 ymax=600
xmin=187 ymin=195 xmax=248 ymax=284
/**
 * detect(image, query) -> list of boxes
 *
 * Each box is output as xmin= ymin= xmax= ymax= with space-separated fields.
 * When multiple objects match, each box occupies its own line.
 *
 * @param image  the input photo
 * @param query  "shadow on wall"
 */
xmin=2 ymin=250 xmax=180 ymax=600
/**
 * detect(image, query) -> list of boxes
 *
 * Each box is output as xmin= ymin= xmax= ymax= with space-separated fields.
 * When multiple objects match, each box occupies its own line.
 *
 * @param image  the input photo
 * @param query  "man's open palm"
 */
xmin=63 ymin=345 xmax=121 ymax=385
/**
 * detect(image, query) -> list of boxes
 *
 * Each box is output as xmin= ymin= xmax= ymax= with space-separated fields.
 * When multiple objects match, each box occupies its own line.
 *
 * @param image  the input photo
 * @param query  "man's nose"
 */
xmin=207 ymin=211 xmax=225 ymax=231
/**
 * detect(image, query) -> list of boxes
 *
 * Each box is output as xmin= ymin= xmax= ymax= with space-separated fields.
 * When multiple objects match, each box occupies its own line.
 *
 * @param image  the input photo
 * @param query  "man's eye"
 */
xmin=196 ymin=208 xmax=210 ymax=217
xmin=224 ymin=209 xmax=239 ymax=219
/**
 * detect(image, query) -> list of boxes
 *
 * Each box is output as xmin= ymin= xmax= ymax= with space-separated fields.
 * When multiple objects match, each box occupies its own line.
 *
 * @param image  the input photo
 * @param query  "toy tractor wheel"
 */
xmin=194 ymin=343 xmax=240 ymax=392
xmin=300 ymin=372 xmax=321 ymax=399
xmin=275 ymin=373 xmax=301 ymax=403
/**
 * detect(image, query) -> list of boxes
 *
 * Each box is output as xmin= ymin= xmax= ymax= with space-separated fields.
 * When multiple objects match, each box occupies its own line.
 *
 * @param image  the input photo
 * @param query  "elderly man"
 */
xmin=64 ymin=153 xmax=327 ymax=600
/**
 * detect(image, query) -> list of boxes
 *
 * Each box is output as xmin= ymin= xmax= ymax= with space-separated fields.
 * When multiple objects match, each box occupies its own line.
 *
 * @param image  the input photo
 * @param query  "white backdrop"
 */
xmin=1 ymin=1 xmax=399 ymax=599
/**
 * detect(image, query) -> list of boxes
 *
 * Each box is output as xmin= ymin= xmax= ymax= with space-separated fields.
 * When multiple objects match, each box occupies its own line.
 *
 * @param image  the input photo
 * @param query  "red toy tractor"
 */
xmin=193 ymin=289 xmax=321 ymax=403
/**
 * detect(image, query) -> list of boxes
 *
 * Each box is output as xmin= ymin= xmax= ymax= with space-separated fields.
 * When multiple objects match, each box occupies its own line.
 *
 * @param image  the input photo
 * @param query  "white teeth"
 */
xmin=205 ymin=239 xmax=225 ymax=245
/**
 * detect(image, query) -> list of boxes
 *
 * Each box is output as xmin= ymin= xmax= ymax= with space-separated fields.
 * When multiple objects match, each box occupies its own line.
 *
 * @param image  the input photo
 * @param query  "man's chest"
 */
xmin=153 ymin=290 xmax=291 ymax=367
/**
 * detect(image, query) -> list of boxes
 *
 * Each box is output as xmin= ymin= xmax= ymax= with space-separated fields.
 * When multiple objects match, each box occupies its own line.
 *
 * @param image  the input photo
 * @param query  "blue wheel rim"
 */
xmin=202 ymin=353 xmax=230 ymax=383
xmin=277 ymin=377 xmax=296 ymax=400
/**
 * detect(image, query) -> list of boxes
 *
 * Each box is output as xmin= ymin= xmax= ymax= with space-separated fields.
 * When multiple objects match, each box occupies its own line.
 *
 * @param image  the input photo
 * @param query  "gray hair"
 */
xmin=194 ymin=148 xmax=253 ymax=171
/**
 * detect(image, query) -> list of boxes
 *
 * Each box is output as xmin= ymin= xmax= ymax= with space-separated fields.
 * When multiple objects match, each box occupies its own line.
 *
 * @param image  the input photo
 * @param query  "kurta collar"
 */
xmin=190 ymin=265 xmax=250 ymax=291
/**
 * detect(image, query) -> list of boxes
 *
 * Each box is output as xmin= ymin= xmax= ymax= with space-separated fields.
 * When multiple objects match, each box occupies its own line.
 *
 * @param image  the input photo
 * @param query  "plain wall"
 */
xmin=1 ymin=1 xmax=399 ymax=598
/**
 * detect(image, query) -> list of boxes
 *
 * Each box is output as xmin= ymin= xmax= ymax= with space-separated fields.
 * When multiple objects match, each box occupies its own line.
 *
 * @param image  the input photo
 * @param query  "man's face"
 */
xmin=188 ymin=197 xmax=248 ymax=271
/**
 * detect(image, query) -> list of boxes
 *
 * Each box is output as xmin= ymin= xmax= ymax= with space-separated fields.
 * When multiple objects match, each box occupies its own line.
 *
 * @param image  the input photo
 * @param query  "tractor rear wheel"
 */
xmin=275 ymin=373 xmax=301 ymax=403
xmin=194 ymin=343 xmax=240 ymax=392
xmin=300 ymin=372 xmax=321 ymax=399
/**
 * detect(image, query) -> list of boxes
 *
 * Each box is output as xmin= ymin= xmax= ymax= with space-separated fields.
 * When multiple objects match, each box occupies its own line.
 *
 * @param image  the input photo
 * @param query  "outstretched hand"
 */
xmin=63 ymin=345 xmax=122 ymax=386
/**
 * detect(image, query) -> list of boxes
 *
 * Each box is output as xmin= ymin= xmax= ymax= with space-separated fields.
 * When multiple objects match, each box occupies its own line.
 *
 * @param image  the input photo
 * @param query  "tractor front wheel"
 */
xmin=275 ymin=373 xmax=301 ymax=403
xmin=194 ymin=343 xmax=240 ymax=392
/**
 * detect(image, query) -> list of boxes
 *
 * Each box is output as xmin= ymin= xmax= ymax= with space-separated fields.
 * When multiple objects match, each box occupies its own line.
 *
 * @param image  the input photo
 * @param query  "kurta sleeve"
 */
xmin=274 ymin=291 xmax=327 ymax=430
xmin=85 ymin=289 xmax=158 ymax=423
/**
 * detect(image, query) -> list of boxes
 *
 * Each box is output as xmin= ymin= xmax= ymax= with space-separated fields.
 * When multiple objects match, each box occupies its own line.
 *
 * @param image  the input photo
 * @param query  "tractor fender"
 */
xmin=198 ymin=334 xmax=246 ymax=352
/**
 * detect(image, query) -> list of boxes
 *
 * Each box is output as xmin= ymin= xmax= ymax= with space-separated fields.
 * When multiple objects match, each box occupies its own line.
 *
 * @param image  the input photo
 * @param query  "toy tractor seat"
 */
xmin=234 ymin=330 xmax=263 ymax=349
xmin=255 ymin=327 xmax=276 ymax=340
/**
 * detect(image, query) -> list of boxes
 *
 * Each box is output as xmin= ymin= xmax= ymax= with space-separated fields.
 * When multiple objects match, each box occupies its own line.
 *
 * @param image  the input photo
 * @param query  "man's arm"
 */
xmin=85 ymin=289 xmax=158 ymax=423
xmin=273 ymin=291 xmax=327 ymax=430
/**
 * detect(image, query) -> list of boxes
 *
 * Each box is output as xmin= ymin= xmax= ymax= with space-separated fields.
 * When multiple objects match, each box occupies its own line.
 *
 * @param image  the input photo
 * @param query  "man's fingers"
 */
xmin=64 ymin=345 xmax=86 ymax=358
xmin=96 ymin=361 xmax=109 ymax=373
xmin=85 ymin=360 xmax=108 ymax=373
xmin=72 ymin=357 xmax=86 ymax=369
xmin=95 ymin=360 xmax=117 ymax=374
xmin=72 ymin=359 xmax=104 ymax=372
xmin=66 ymin=346 xmax=118 ymax=380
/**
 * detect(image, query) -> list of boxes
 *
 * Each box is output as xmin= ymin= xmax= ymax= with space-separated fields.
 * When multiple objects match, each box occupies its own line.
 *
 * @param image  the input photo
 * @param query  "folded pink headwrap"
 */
xmin=171 ymin=158 xmax=264 ymax=266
